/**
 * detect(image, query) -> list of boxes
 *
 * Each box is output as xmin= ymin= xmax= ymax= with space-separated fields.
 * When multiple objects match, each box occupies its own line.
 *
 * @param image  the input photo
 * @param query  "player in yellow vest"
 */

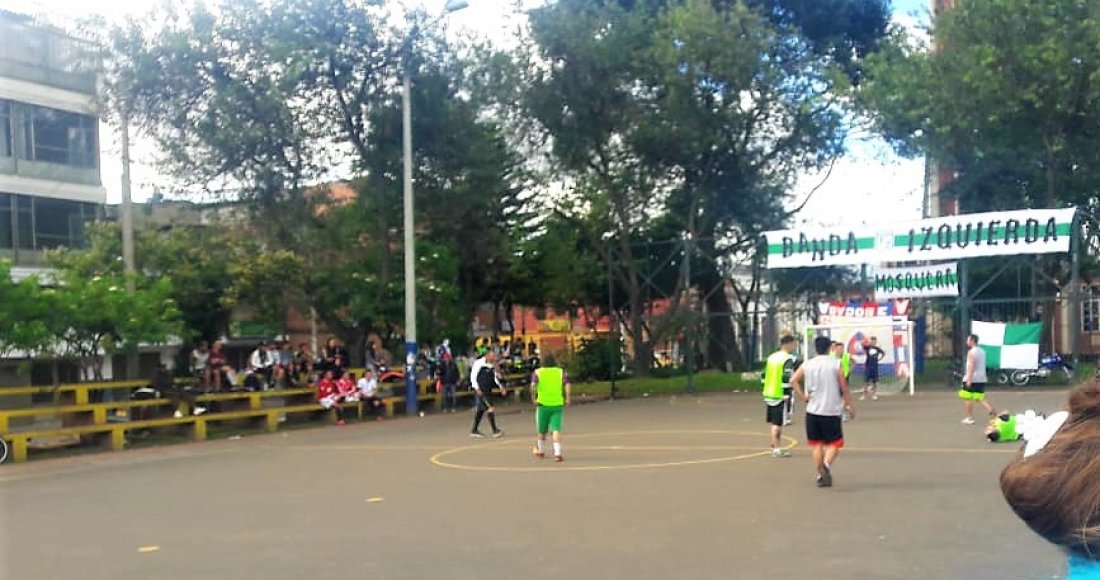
xmin=762 ymin=335 xmax=798 ymax=457
xmin=530 ymin=355 xmax=571 ymax=462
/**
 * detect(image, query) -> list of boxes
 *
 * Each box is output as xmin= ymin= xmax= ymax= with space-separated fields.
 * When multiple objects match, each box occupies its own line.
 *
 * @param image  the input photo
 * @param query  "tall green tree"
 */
xmin=519 ymin=0 xmax=877 ymax=372
xmin=862 ymin=0 xmax=1100 ymax=211
xmin=105 ymin=1 xmax=535 ymax=357
xmin=0 ymin=262 xmax=55 ymax=358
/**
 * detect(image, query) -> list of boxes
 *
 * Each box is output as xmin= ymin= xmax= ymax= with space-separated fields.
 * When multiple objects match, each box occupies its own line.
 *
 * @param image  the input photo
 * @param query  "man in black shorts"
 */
xmin=791 ymin=336 xmax=856 ymax=488
xmin=470 ymin=351 xmax=506 ymax=438
xmin=862 ymin=336 xmax=885 ymax=401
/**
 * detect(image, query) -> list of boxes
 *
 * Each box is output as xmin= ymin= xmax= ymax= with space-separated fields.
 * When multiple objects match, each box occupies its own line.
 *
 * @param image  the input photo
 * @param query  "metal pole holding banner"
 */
xmin=959 ymin=259 xmax=971 ymax=361
xmin=1070 ymin=212 xmax=1081 ymax=369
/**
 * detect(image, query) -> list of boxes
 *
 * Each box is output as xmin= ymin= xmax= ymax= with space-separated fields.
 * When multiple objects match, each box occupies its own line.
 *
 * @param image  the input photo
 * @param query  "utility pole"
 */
xmin=120 ymin=111 xmax=138 ymax=384
xmin=684 ymin=235 xmax=694 ymax=394
xmin=401 ymin=0 xmax=468 ymax=416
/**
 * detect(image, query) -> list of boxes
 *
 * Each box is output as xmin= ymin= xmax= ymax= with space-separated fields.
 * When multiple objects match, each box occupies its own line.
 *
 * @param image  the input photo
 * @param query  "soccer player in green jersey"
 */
xmin=530 ymin=355 xmax=571 ymax=462
xmin=762 ymin=335 xmax=798 ymax=457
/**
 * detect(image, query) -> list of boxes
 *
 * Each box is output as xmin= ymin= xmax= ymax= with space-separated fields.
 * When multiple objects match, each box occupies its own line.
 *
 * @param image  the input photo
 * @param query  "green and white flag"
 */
xmin=972 ymin=321 xmax=1041 ymax=370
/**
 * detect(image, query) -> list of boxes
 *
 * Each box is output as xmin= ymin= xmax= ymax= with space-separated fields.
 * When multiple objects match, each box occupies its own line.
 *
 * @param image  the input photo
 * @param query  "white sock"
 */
xmin=553 ymin=442 xmax=562 ymax=456
xmin=537 ymin=439 xmax=545 ymax=453
xmin=824 ymin=462 xmax=831 ymax=470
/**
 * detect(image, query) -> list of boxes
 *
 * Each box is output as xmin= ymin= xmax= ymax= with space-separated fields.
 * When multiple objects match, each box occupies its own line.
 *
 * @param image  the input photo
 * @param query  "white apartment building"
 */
xmin=0 ymin=10 xmax=104 ymax=279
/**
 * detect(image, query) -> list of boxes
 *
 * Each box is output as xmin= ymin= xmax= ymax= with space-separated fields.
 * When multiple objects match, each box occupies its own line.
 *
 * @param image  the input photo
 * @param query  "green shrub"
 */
xmin=569 ymin=337 xmax=622 ymax=381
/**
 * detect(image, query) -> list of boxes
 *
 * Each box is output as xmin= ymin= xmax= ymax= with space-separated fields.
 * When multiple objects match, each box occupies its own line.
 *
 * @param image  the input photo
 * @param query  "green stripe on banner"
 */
xmin=985 ymin=346 xmax=1003 ymax=370
xmin=767 ymin=237 xmax=875 ymax=255
xmin=891 ymin=223 xmax=1072 ymax=247
xmin=1004 ymin=323 xmax=1042 ymax=346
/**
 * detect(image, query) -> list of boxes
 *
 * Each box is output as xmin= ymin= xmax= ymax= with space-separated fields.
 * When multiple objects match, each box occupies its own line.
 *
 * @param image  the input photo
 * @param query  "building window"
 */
xmin=20 ymin=105 xmax=97 ymax=168
xmin=33 ymin=197 xmax=85 ymax=249
xmin=0 ymin=101 xmax=10 ymax=158
xmin=0 ymin=193 xmax=11 ymax=250
xmin=1083 ymin=287 xmax=1100 ymax=333
xmin=2 ymin=194 xmax=93 ymax=253
xmin=15 ymin=195 xmax=32 ymax=250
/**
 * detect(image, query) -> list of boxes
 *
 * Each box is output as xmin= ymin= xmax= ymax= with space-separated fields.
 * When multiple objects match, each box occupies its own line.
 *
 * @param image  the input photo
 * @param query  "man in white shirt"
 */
xmin=469 ymin=351 xmax=506 ymax=438
xmin=357 ymin=369 xmax=384 ymax=421
xmin=248 ymin=341 xmax=275 ymax=390
xmin=791 ymin=335 xmax=856 ymax=488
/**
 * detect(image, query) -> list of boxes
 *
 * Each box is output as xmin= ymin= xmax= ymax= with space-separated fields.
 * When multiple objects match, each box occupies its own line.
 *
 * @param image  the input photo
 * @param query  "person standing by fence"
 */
xmin=439 ymin=354 xmax=460 ymax=413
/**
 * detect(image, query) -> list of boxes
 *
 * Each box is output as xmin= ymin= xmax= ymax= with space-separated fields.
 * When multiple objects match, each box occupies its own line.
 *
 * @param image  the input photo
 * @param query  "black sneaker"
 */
xmin=492 ymin=430 xmax=504 ymax=439
xmin=821 ymin=464 xmax=833 ymax=488
xmin=469 ymin=432 xmax=485 ymax=439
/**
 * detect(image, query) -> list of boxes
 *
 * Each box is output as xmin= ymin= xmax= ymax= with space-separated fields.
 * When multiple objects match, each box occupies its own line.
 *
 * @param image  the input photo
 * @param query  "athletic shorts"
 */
xmin=958 ymin=382 xmax=987 ymax=401
xmin=536 ymin=405 xmax=564 ymax=433
xmin=319 ymin=396 xmax=337 ymax=410
xmin=806 ymin=413 xmax=844 ymax=448
xmin=865 ymin=367 xmax=880 ymax=383
xmin=765 ymin=403 xmax=785 ymax=427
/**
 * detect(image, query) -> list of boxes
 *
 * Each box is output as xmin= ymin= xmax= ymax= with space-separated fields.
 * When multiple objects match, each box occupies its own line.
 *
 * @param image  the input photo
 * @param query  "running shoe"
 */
xmin=962 ymin=417 xmax=976 ymax=425
xmin=470 ymin=432 xmax=485 ymax=438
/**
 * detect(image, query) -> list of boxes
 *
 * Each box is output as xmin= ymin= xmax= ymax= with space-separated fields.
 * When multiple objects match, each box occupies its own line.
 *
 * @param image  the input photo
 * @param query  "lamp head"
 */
xmin=443 ymin=0 xmax=468 ymax=12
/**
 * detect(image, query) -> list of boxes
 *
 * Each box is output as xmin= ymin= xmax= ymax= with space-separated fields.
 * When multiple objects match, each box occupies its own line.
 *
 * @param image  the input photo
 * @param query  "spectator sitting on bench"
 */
xmin=190 ymin=341 xmax=209 ymax=389
xmin=321 ymin=336 xmax=350 ymax=378
xmin=336 ymin=371 xmax=359 ymax=402
xmin=357 ymin=369 xmax=384 ymax=421
xmin=248 ymin=341 xmax=274 ymax=390
xmin=294 ymin=342 xmax=315 ymax=384
xmin=316 ymin=370 xmax=347 ymax=426
xmin=206 ymin=340 xmax=237 ymax=392
xmin=272 ymin=339 xmax=296 ymax=388
xmin=151 ymin=363 xmax=207 ymax=418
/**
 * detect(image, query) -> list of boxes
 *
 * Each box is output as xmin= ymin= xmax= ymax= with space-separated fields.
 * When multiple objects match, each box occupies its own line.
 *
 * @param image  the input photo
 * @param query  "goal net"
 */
xmin=803 ymin=320 xmax=915 ymax=396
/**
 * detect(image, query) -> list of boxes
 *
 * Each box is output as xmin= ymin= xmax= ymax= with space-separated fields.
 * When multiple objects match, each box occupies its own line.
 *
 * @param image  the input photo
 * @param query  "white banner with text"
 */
xmin=874 ymin=262 xmax=959 ymax=299
xmin=764 ymin=208 xmax=1076 ymax=269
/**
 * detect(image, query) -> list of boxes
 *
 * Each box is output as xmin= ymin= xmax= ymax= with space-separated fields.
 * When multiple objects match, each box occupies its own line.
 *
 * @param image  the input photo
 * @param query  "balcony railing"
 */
xmin=0 ymin=20 xmax=99 ymax=95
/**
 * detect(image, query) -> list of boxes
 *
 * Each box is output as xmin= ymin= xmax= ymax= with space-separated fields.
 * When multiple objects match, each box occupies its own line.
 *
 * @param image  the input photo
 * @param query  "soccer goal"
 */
xmin=803 ymin=320 xmax=916 ymax=396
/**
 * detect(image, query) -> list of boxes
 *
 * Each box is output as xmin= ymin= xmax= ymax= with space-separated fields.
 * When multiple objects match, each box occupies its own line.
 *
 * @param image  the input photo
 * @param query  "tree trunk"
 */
xmin=697 ymin=264 xmax=745 ymax=372
xmin=616 ymin=238 xmax=651 ymax=376
xmin=348 ymin=318 xmax=368 ymax=368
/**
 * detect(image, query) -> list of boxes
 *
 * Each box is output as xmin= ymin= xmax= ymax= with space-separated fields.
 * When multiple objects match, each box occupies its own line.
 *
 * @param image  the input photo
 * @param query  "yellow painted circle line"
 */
xmin=429 ymin=430 xmax=797 ymax=473
xmin=137 ymin=546 xmax=160 ymax=553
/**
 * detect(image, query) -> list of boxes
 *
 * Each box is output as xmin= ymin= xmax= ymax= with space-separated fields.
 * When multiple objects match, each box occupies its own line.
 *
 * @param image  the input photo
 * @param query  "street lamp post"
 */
xmin=120 ymin=110 xmax=139 ymax=387
xmin=403 ymin=0 xmax=468 ymax=417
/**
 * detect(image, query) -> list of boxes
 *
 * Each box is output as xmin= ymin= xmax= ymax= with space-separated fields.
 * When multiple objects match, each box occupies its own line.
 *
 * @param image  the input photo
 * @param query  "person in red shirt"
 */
xmin=206 ymin=340 xmax=236 ymax=392
xmin=336 ymin=372 xmax=359 ymax=403
xmin=316 ymin=370 xmax=346 ymax=426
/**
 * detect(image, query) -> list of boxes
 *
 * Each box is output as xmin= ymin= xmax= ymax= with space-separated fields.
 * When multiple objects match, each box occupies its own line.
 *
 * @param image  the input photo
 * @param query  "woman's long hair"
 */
xmin=1001 ymin=383 xmax=1100 ymax=559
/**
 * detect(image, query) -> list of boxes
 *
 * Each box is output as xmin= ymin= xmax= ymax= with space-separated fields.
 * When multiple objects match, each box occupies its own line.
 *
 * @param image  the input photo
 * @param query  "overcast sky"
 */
xmin=2 ymin=0 xmax=933 ymax=229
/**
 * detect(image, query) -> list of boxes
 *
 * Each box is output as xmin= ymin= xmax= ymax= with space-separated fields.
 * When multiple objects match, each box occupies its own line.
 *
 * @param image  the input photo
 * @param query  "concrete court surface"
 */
xmin=0 ymin=387 xmax=1073 ymax=580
